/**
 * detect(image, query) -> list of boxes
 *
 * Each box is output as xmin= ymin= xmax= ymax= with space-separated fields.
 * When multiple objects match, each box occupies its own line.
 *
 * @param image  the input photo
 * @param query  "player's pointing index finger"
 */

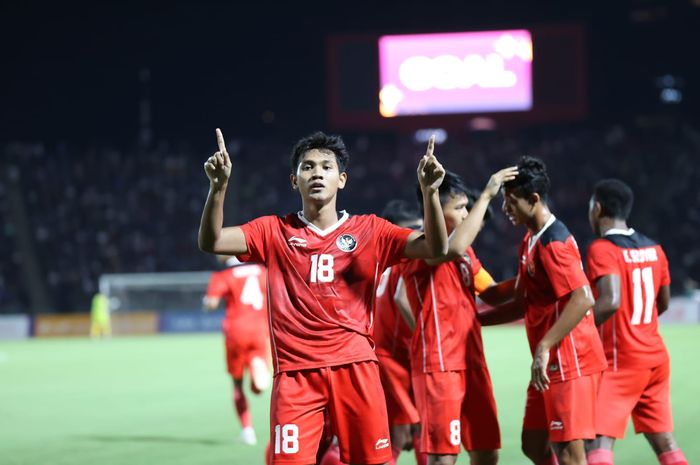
xmin=426 ymin=134 xmax=435 ymax=158
xmin=216 ymin=128 xmax=227 ymax=154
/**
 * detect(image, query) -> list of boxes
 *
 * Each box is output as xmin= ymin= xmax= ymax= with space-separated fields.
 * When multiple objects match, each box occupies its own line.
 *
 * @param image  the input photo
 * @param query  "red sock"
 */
xmin=233 ymin=387 xmax=251 ymax=428
xmin=658 ymin=449 xmax=688 ymax=465
xmin=587 ymin=448 xmax=614 ymax=465
xmin=538 ymin=453 xmax=559 ymax=465
xmin=413 ymin=433 xmax=427 ymax=465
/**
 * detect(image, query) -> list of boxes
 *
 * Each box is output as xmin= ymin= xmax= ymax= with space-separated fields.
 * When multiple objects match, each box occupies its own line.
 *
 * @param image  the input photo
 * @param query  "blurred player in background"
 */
xmin=90 ymin=291 xmax=111 ymax=339
xmin=204 ymin=255 xmax=270 ymax=445
xmin=198 ymin=129 xmax=448 ymax=465
xmin=584 ymin=179 xmax=688 ymax=465
xmin=480 ymin=156 xmax=607 ymax=465
xmin=401 ymin=168 xmax=517 ymax=465
xmin=373 ymin=199 xmax=424 ymax=465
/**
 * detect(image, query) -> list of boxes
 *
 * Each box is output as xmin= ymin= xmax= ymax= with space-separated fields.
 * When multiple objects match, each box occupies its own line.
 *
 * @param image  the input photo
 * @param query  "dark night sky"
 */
xmin=1 ymin=1 xmax=698 ymax=148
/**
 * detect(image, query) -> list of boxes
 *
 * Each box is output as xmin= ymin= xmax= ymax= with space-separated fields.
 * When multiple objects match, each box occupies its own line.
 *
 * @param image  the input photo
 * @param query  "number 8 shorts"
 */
xmin=270 ymin=360 xmax=392 ymax=465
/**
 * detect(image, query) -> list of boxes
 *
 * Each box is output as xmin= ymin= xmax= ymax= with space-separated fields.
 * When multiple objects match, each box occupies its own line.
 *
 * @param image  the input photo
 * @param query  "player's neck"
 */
xmin=598 ymin=217 xmax=628 ymax=237
xmin=301 ymin=200 xmax=340 ymax=230
xmin=526 ymin=206 xmax=552 ymax=234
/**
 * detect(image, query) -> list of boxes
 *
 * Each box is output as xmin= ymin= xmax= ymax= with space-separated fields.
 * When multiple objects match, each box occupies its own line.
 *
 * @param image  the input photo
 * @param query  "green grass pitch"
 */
xmin=0 ymin=326 xmax=697 ymax=465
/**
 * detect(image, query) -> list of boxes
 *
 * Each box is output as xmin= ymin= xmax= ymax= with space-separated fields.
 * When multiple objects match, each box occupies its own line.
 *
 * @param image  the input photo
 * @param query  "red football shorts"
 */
xmin=596 ymin=360 xmax=673 ymax=438
xmin=269 ymin=361 xmax=392 ymax=465
xmin=412 ymin=368 xmax=501 ymax=455
xmin=224 ymin=334 xmax=270 ymax=380
xmin=523 ymin=373 xmax=601 ymax=443
xmin=377 ymin=352 xmax=420 ymax=426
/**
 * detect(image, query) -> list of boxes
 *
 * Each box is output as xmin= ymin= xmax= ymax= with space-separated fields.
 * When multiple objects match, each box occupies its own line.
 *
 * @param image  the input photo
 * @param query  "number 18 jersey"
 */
xmin=239 ymin=211 xmax=413 ymax=374
xmin=586 ymin=229 xmax=671 ymax=371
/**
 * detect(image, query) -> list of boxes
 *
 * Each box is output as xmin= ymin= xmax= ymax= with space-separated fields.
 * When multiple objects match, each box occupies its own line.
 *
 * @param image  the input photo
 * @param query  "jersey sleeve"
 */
xmin=375 ymin=216 xmax=414 ymax=268
xmin=586 ymin=240 xmax=621 ymax=283
xmin=658 ymin=246 xmax=671 ymax=286
xmin=540 ymin=239 xmax=589 ymax=299
xmin=238 ymin=216 xmax=275 ymax=264
xmin=206 ymin=271 xmax=228 ymax=298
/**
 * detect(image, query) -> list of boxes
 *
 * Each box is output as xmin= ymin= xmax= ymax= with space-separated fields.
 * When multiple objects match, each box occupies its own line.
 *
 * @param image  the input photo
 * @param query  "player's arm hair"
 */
xmin=657 ymin=285 xmax=670 ymax=315
xmin=479 ymin=277 xmax=517 ymax=307
xmin=425 ymin=193 xmax=492 ymax=265
xmin=592 ymin=274 xmax=621 ymax=325
xmin=394 ymin=279 xmax=416 ymax=331
xmin=403 ymin=191 xmax=448 ymax=259
xmin=198 ymin=186 xmax=248 ymax=254
xmin=538 ymin=285 xmax=595 ymax=351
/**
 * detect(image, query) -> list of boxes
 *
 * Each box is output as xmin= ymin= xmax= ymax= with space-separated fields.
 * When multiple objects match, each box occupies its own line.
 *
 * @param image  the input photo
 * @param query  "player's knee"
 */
xmin=469 ymin=449 xmax=498 ymax=465
xmin=427 ymin=454 xmax=457 ymax=465
xmin=521 ymin=438 xmax=545 ymax=462
xmin=645 ymin=432 xmax=678 ymax=454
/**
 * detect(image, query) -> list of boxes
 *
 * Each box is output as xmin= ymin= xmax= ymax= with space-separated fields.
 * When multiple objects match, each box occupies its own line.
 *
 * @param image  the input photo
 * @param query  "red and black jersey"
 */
xmin=586 ymin=229 xmax=670 ymax=371
xmin=517 ymin=216 xmax=607 ymax=383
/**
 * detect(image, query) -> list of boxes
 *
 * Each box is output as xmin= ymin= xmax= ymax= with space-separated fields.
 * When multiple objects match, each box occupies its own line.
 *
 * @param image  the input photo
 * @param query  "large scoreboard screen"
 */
xmin=378 ymin=30 xmax=533 ymax=117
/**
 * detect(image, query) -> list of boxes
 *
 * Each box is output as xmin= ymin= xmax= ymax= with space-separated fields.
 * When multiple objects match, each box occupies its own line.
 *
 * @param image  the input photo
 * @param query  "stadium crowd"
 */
xmin=1 ymin=119 xmax=699 ymax=313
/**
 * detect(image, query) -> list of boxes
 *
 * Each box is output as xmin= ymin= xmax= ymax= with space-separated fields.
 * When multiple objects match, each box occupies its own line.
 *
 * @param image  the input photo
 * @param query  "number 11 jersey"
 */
xmin=586 ymin=229 xmax=671 ymax=371
xmin=239 ymin=211 xmax=413 ymax=374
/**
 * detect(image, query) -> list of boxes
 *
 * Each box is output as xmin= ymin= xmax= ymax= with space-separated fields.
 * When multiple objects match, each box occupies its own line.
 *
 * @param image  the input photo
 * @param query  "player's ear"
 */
xmin=290 ymin=173 xmax=298 ymax=190
xmin=528 ymin=192 xmax=541 ymax=206
xmin=338 ymin=171 xmax=347 ymax=190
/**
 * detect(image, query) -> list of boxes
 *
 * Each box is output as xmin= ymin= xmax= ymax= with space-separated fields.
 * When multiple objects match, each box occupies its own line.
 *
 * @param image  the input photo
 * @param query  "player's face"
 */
xmin=502 ymin=188 xmax=532 ymax=226
xmin=291 ymin=149 xmax=347 ymax=203
xmin=588 ymin=196 xmax=601 ymax=236
xmin=442 ymin=193 xmax=469 ymax=234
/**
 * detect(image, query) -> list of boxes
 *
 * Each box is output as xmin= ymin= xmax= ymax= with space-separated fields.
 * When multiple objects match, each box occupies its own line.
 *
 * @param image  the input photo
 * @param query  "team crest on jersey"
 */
xmin=336 ymin=234 xmax=357 ymax=252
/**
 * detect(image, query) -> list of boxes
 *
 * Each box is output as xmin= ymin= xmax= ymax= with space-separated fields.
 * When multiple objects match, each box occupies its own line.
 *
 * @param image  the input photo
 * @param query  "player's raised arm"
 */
xmin=403 ymin=136 xmax=448 ymax=259
xmin=198 ymin=128 xmax=248 ymax=255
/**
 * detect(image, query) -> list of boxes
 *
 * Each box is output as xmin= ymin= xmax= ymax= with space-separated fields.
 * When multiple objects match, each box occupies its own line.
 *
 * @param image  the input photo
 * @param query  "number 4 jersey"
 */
xmin=238 ymin=211 xmax=413 ymax=374
xmin=586 ymin=228 xmax=671 ymax=371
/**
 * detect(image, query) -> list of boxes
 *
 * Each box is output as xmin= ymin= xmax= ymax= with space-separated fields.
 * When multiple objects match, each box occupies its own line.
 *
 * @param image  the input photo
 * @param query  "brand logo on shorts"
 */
xmin=375 ymin=438 xmax=390 ymax=450
xmin=550 ymin=420 xmax=564 ymax=431
xmin=288 ymin=236 xmax=307 ymax=248
xmin=336 ymin=234 xmax=357 ymax=252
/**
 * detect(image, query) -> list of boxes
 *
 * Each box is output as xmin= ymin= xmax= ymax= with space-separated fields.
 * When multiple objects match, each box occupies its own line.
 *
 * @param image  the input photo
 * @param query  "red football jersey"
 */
xmin=206 ymin=264 xmax=269 ymax=338
xmin=239 ymin=211 xmax=413 ymax=374
xmin=516 ymin=216 xmax=607 ymax=383
xmin=402 ymin=247 xmax=486 ymax=373
xmin=373 ymin=266 xmax=412 ymax=362
xmin=586 ymin=229 xmax=670 ymax=371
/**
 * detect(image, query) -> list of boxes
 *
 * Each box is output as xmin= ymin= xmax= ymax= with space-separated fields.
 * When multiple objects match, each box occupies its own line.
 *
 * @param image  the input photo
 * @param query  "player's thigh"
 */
xmin=270 ymin=370 xmax=329 ymax=465
xmin=461 ymin=366 xmax=501 ymax=452
xmin=543 ymin=374 xmax=600 ymax=443
xmin=632 ymin=360 xmax=674 ymax=435
xmin=328 ymin=361 xmax=392 ymax=465
xmin=377 ymin=353 xmax=420 ymax=426
xmin=596 ymin=367 xmax=649 ymax=439
xmin=413 ymin=371 xmax=465 ymax=455
xmin=521 ymin=386 xmax=552 ymax=465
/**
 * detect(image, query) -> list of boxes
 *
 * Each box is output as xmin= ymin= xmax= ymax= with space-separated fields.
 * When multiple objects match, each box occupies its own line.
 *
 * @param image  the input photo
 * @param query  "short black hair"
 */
xmin=593 ymin=178 xmax=634 ymax=220
xmin=415 ymin=170 xmax=469 ymax=212
xmin=381 ymin=199 xmax=421 ymax=225
xmin=503 ymin=156 xmax=550 ymax=202
xmin=290 ymin=131 xmax=350 ymax=173
xmin=466 ymin=187 xmax=493 ymax=223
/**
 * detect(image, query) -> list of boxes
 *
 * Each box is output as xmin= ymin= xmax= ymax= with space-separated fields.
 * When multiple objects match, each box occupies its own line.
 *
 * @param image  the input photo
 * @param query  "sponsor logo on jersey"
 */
xmin=336 ymin=234 xmax=357 ymax=252
xmin=548 ymin=362 xmax=559 ymax=372
xmin=550 ymin=420 xmax=564 ymax=431
xmin=287 ymin=236 xmax=307 ymax=248
xmin=375 ymin=438 xmax=390 ymax=450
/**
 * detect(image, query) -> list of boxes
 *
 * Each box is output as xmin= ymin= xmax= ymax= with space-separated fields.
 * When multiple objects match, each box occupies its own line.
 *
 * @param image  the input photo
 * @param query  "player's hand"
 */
xmin=531 ymin=343 xmax=551 ymax=392
xmin=417 ymin=135 xmax=446 ymax=195
xmin=483 ymin=166 xmax=518 ymax=199
xmin=204 ymin=128 xmax=232 ymax=190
